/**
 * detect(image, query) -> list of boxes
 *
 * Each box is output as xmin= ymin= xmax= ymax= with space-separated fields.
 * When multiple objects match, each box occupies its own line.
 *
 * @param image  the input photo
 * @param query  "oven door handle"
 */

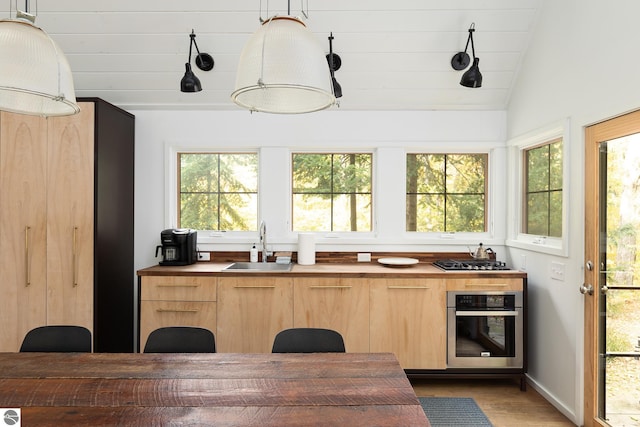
xmin=455 ymin=310 xmax=519 ymax=317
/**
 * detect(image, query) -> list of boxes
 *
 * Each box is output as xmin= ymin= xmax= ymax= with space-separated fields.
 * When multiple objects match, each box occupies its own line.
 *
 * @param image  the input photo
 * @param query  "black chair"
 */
xmin=143 ymin=326 xmax=216 ymax=353
xmin=271 ymin=328 xmax=346 ymax=353
xmin=20 ymin=325 xmax=92 ymax=352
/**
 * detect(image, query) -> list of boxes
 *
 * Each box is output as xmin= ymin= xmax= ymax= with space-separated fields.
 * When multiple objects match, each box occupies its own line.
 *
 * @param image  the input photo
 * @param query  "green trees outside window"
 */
xmin=406 ymin=153 xmax=487 ymax=232
xmin=178 ymin=153 xmax=258 ymax=231
xmin=292 ymin=153 xmax=372 ymax=232
xmin=524 ymin=139 xmax=562 ymax=237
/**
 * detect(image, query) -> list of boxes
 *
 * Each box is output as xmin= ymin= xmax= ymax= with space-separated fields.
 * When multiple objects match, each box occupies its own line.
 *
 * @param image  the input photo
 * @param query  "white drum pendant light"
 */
xmin=0 ymin=10 xmax=79 ymax=117
xmin=231 ymin=15 xmax=335 ymax=114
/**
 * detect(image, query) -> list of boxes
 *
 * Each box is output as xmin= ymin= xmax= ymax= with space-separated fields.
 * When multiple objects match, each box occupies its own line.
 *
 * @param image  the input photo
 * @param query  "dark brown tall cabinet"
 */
xmin=87 ymin=98 xmax=135 ymax=352
xmin=0 ymin=98 xmax=134 ymax=353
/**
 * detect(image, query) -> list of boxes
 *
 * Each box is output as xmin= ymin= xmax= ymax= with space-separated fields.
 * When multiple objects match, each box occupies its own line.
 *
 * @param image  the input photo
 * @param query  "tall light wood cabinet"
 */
xmin=0 ymin=99 xmax=135 ymax=352
xmin=293 ymin=277 xmax=370 ymax=352
xmin=0 ymin=113 xmax=48 ymax=351
xmin=46 ymin=106 xmax=95 ymax=329
xmin=216 ymin=277 xmax=293 ymax=353
xmin=370 ymin=278 xmax=447 ymax=369
xmin=0 ymin=106 xmax=94 ymax=351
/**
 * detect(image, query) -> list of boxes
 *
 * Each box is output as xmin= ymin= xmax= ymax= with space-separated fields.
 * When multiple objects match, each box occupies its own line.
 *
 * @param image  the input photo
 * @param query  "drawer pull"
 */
xmin=233 ymin=285 xmax=276 ymax=289
xmin=463 ymin=283 xmax=508 ymax=288
xmin=157 ymin=285 xmax=200 ymax=288
xmin=387 ymin=286 xmax=430 ymax=290
xmin=310 ymin=285 xmax=352 ymax=289
xmin=156 ymin=309 xmax=199 ymax=313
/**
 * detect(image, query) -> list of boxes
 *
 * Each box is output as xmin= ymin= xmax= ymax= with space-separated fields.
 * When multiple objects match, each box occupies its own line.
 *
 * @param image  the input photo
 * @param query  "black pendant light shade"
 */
xmin=180 ymin=30 xmax=213 ymax=93
xmin=331 ymin=76 xmax=342 ymax=98
xmin=451 ymin=23 xmax=482 ymax=88
xmin=181 ymin=63 xmax=202 ymax=92
xmin=461 ymin=57 xmax=482 ymax=88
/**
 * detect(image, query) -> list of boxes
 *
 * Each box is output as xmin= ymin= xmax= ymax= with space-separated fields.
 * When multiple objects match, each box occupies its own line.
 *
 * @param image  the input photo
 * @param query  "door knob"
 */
xmin=579 ymin=284 xmax=594 ymax=295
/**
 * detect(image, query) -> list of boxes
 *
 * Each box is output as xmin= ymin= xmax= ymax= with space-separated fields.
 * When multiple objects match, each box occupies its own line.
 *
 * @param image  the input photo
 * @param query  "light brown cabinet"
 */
xmin=137 ymin=270 xmax=524 ymax=371
xmin=216 ymin=277 xmax=293 ymax=353
xmin=139 ymin=276 xmax=217 ymax=351
xmin=446 ymin=277 xmax=523 ymax=291
xmin=370 ymin=278 xmax=447 ymax=369
xmin=0 ymin=107 xmax=94 ymax=352
xmin=293 ymin=277 xmax=370 ymax=352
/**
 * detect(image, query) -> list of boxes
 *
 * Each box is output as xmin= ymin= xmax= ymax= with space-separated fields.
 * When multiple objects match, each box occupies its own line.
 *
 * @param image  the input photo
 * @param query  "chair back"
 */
xmin=144 ymin=327 xmax=216 ymax=353
xmin=272 ymin=328 xmax=346 ymax=353
xmin=20 ymin=325 xmax=92 ymax=352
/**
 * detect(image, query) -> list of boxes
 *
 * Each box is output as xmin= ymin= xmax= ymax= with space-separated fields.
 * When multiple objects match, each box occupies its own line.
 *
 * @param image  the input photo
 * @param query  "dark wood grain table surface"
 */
xmin=0 ymin=352 xmax=430 ymax=426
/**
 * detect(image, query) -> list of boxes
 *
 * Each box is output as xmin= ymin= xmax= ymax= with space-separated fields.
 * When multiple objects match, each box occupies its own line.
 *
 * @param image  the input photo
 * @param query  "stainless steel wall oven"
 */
xmin=447 ymin=290 xmax=524 ymax=369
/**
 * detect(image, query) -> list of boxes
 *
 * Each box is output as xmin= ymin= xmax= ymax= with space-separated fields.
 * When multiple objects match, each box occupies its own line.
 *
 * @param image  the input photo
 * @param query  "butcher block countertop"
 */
xmin=138 ymin=261 xmax=527 ymax=279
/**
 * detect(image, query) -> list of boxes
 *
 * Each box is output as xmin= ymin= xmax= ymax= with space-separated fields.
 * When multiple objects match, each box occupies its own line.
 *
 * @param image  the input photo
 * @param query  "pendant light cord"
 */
xmin=12 ymin=0 xmax=38 ymax=18
xmin=260 ymin=0 xmax=308 ymax=21
xmin=258 ymin=16 xmax=275 ymax=88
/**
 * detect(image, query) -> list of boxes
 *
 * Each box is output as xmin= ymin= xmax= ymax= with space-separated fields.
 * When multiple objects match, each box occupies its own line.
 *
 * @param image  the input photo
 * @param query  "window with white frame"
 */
xmin=177 ymin=152 xmax=258 ymax=231
xmin=291 ymin=152 xmax=372 ymax=232
xmin=406 ymin=153 xmax=488 ymax=232
xmin=507 ymin=120 xmax=569 ymax=256
xmin=523 ymin=138 xmax=563 ymax=237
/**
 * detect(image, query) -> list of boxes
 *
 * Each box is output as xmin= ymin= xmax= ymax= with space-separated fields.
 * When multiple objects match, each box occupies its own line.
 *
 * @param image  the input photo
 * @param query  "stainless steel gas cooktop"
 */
xmin=433 ymin=259 xmax=510 ymax=271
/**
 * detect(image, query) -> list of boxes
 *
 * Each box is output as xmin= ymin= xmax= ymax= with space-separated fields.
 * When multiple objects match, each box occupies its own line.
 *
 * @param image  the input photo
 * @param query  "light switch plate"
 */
xmin=551 ymin=261 xmax=565 ymax=281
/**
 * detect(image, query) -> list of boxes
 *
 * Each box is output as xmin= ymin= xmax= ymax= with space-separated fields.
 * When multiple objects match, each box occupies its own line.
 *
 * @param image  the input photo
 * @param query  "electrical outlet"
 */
xmin=198 ymin=252 xmax=211 ymax=261
xmin=357 ymin=253 xmax=371 ymax=262
xmin=551 ymin=261 xmax=565 ymax=281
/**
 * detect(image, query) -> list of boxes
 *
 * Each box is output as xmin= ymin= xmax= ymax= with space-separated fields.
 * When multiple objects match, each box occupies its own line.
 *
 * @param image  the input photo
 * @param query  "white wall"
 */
xmin=133 ymin=109 xmax=507 ymax=270
xmin=506 ymin=0 xmax=640 ymax=424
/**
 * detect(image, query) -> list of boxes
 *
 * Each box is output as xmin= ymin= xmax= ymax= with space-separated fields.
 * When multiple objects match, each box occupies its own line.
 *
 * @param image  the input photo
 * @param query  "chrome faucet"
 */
xmin=259 ymin=220 xmax=270 ymax=262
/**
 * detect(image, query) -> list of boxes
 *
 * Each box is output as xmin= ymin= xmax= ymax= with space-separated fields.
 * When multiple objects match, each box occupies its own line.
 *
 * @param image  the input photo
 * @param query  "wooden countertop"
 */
xmin=0 ymin=352 xmax=430 ymax=426
xmin=138 ymin=261 xmax=527 ymax=279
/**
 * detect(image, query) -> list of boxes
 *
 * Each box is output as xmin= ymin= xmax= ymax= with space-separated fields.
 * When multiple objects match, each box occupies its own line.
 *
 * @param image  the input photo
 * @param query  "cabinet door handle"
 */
xmin=25 ymin=226 xmax=31 ymax=287
xmin=387 ymin=286 xmax=430 ymax=290
xmin=456 ymin=310 xmax=519 ymax=317
xmin=233 ymin=285 xmax=276 ymax=289
xmin=156 ymin=308 xmax=199 ymax=313
xmin=309 ymin=285 xmax=352 ymax=289
xmin=157 ymin=285 xmax=200 ymax=288
xmin=73 ymin=227 xmax=78 ymax=287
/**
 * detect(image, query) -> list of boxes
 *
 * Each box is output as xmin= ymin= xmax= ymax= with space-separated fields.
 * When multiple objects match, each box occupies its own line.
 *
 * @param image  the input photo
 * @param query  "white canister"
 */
xmin=297 ymin=233 xmax=316 ymax=265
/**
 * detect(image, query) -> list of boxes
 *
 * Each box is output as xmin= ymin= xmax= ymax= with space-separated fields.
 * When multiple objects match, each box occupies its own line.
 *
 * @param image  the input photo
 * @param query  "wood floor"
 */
xmin=411 ymin=378 xmax=577 ymax=427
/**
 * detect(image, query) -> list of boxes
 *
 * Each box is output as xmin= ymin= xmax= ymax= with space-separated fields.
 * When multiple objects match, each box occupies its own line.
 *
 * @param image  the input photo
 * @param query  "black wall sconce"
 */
xmin=326 ymin=32 xmax=342 ymax=98
xmin=180 ymin=30 xmax=214 ymax=93
xmin=451 ymin=23 xmax=482 ymax=88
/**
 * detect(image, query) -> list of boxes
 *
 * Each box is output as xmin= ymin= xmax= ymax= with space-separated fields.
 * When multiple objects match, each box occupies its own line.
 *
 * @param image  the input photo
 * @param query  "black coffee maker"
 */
xmin=155 ymin=229 xmax=197 ymax=266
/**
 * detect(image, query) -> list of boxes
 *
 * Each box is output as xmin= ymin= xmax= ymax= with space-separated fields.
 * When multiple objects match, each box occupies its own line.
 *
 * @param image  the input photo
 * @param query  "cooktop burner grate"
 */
xmin=433 ymin=259 xmax=510 ymax=271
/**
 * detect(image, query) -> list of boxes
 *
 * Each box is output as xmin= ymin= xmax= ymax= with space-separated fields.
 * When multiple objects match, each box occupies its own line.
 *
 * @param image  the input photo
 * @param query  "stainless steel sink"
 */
xmin=221 ymin=262 xmax=293 ymax=272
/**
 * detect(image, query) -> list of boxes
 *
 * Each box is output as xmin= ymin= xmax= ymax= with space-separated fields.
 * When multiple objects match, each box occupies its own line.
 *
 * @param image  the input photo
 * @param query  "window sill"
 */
xmin=506 ymin=237 xmax=567 ymax=257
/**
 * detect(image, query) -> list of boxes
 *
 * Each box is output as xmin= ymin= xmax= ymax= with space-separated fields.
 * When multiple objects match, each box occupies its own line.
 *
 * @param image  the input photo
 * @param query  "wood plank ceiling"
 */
xmin=1 ymin=0 xmax=542 ymax=111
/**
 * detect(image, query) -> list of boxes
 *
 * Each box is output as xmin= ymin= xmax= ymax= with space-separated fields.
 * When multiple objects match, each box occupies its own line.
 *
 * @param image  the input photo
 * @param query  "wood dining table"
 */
xmin=0 ymin=352 xmax=430 ymax=426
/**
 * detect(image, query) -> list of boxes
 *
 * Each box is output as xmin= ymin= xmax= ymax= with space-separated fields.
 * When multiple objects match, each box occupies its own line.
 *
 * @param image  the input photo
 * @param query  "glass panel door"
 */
xmin=598 ymin=135 xmax=640 ymax=426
